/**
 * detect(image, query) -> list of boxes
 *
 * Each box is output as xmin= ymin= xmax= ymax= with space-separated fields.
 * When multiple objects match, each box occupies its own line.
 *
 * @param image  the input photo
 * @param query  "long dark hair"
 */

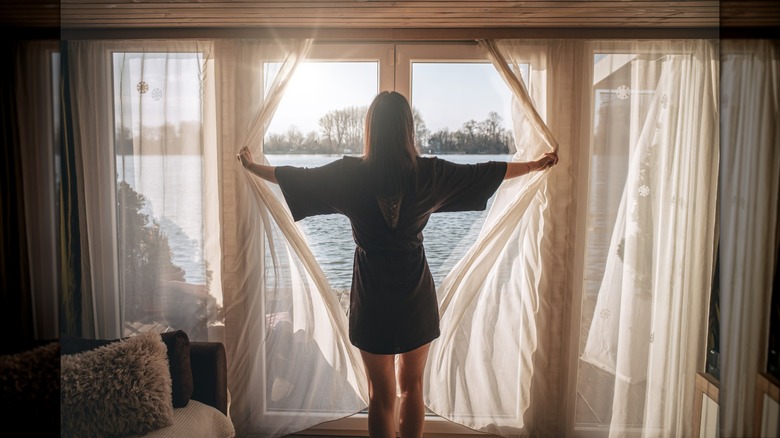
xmin=363 ymin=91 xmax=418 ymax=197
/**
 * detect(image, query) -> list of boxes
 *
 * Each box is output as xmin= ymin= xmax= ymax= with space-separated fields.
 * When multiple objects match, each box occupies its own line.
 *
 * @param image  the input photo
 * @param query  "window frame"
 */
xmin=305 ymin=42 xmax=396 ymax=92
xmin=293 ymin=41 xmax=538 ymax=438
xmin=565 ymin=44 xmax=640 ymax=438
xmin=110 ymin=44 xmax=220 ymax=341
xmin=565 ymin=42 xmax=714 ymax=438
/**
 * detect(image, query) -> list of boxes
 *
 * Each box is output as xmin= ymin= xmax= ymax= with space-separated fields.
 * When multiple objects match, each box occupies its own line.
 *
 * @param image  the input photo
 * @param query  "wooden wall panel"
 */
xmin=61 ymin=1 xmax=722 ymax=29
xmin=1 ymin=0 xmax=59 ymax=30
xmin=721 ymin=0 xmax=780 ymax=38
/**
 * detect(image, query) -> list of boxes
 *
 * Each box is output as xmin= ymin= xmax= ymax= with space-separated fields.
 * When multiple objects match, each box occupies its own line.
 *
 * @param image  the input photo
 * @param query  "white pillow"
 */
xmin=139 ymin=399 xmax=236 ymax=438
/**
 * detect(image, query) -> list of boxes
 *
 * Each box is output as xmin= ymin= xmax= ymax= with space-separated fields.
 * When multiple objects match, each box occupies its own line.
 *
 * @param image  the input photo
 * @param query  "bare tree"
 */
xmin=412 ymin=107 xmax=430 ymax=152
xmin=319 ymin=111 xmax=347 ymax=153
xmin=343 ymin=106 xmax=367 ymax=152
xmin=303 ymin=131 xmax=320 ymax=150
xmin=319 ymin=106 xmax=367 ymax=153
xmin=286 ymin=126 xmax=304 ymax=151
xmin=479 ymin=111 xmax=503 ymax=142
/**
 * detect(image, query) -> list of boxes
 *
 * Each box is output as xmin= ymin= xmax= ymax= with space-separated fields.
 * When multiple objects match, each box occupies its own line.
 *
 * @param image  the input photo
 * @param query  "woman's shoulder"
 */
xmin=417 ymin=155 xmax=469 ymax=170
xmin=415 ymin=155 xmax=441 ymax=167
xmin=310 ymin=155 xmax=360 ymax=170
xmin=339 ymin=154 xmax=366 ymax=172
xmin=342 ymin=154 xmax=363 ymax=164
xmin=417 ymin=155 xmax=458 ymax=173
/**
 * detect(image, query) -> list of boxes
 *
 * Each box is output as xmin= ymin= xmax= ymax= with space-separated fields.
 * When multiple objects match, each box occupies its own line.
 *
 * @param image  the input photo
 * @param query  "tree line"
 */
xmin=264 ymin=105 xmax=513 ymax=155
xmin=113 ymin=106 xmax=515 ymax=155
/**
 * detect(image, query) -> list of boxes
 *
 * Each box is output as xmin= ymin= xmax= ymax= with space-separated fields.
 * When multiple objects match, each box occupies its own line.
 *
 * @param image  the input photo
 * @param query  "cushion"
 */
xmin=160 ymin=330 xmax=194 ymax=408
xmin=140 ymin=399 xmax=235 ymax=438
xmin=0 ymin=341 xmax=60 ymax=435
xmin=61 ymin=329 xmax=194 ymax=408
xmin=60 ymin=335 xmax=115 ymax=354
xmin=61 ymin=331 xmax=174 ymax=437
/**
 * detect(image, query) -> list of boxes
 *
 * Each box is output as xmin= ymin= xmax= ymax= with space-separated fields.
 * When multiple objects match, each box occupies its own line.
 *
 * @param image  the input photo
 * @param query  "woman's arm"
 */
xmin=238 ymin=146 xmax=278 ymax=184
xmin=504 ymin=151 xmax=559 ymax=180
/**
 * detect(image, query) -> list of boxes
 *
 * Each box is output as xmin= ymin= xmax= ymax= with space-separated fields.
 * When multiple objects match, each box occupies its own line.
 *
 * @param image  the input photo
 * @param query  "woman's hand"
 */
xmin=534 ymin=151 xmax=559 ymax=170
xmin=237 ymin=146 xmax=254 ymax=168
xmin=504 ymin=150 xmax=559 ymax=180
xmin=236 ymin=146 xmax=278 ymax=184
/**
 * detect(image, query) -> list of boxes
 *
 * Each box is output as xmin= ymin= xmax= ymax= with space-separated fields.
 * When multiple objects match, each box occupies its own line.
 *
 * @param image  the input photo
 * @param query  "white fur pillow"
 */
xmin=61 ymin=332 xmax=174 ymax=437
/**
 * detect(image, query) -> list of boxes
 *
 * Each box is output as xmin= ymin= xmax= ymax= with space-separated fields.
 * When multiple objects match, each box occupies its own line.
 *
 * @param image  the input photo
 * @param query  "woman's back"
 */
xmin=275 ymin=155 xmax=507 ymax=253
xmin=274 ymin=154 xmax=507 ymax=354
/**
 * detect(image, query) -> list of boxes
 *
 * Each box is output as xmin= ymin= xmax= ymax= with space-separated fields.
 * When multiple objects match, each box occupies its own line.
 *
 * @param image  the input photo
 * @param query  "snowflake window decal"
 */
xmin=616 ymin=85 xmax=630 ymax=100
xmin=137 ymin=81 xmax=149 ymax=94
xmin=151 ymin=88 xmax=163 ymax=101
xmin=661 ymin=94 xmax=669 ymax=109
xmin=638 ymin=185 xmax=650 ymax=197
xmin=600 ymin=309 xmax=611 ymax=319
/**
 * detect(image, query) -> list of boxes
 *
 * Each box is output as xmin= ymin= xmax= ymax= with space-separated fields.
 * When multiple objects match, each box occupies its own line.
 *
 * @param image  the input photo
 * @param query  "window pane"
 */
xmin=576 ymin=53 xmax=662 ymax=427
xmin=264 ymin=60 xmax=519 ymax=307
xmin=264 ymin=61 xmax=379 ymax=315
xmin=411 ymin=62 xmax=516 ymax=284
xmin=114 ymin=52 xmax=219 ymax=340
xmin=266 ymin=62 xmax=378 ymax=155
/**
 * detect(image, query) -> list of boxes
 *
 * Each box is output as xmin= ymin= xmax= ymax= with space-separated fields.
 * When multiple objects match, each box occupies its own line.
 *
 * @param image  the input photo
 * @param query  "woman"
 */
xmin=238 ymin=91 xmax=558 ymax=438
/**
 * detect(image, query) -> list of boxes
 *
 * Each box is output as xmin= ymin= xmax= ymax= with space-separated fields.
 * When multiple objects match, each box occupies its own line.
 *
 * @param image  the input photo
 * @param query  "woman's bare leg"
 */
xmin=360 ymin=349 xmax=397 ymax=438
xmin=396 ymin=343 xmax=430 ymax=438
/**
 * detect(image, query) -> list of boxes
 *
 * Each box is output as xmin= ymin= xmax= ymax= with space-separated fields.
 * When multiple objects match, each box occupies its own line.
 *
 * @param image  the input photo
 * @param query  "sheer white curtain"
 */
xmin=422 ymin=39 xmax=563 ymax=437
xmin=217 ymin=39 xmax=368 ymax=437
xmin=419 ymin=39 xmax=586 ymax=438
xmin=67 ymin=40 xmax=220 ymax=341
xmin=719 ymin=39 xmax=780 ymax=438
xmin=67 ymin=40 xmax=120 ymax=338
xmin=580 ymin=40 xmax=718 ymax=437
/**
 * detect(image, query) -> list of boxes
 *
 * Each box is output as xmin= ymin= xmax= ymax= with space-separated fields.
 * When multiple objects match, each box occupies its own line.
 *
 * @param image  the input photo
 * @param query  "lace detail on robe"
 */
xmin=376 ymin=195 xmax=403 ymax=229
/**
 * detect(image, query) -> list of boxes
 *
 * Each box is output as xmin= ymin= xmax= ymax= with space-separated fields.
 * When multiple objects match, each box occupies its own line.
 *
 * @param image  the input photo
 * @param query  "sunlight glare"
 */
xmin=266 ymin=62 xmax=379 ymax=136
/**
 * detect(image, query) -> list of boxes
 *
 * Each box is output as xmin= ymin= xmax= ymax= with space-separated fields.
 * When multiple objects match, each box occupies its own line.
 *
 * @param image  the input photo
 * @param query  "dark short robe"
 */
xmin=275 ymin=155 xmax=507 ymax=354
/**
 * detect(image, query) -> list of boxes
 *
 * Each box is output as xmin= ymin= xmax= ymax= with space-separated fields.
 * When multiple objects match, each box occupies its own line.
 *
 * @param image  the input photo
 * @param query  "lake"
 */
xmin=121 ymin=153 xmax=513 ymax=291
xmin=265 ymin=154 xmax=513 ymax=290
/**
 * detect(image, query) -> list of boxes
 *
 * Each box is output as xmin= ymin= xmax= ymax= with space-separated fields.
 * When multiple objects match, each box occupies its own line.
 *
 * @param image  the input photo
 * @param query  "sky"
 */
xmin=114 ymin=52 xmax=205 ymax=133
xmin=266 ymin=61 xmax=516 ymax=136
xmin=114 ymin=54 xmax=519 ymax=138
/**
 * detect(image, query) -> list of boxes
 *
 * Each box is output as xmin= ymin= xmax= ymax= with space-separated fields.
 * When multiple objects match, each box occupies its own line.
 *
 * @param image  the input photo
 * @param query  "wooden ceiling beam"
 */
xmin=60 ymin=0 xmax=722 ymax=29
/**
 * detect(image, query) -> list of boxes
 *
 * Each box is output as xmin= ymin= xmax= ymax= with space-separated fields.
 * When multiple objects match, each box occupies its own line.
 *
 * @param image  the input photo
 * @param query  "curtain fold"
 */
xmin=59 ymin=41 xmax=89 ymax=337
xmin=479 ymin=40 xmax=558 ymax=153
xmin=16 ymin=40 xmax=60 ymax=340
xmin=580 ymin=40 xmax=719 ymax=438
xmin=719 ymin=39 xmax=780 ymax=438
xmin=66 ymin=40 xmax=120 ymax=338
xmin=219 ymin=39 xmax=368 ymax=438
